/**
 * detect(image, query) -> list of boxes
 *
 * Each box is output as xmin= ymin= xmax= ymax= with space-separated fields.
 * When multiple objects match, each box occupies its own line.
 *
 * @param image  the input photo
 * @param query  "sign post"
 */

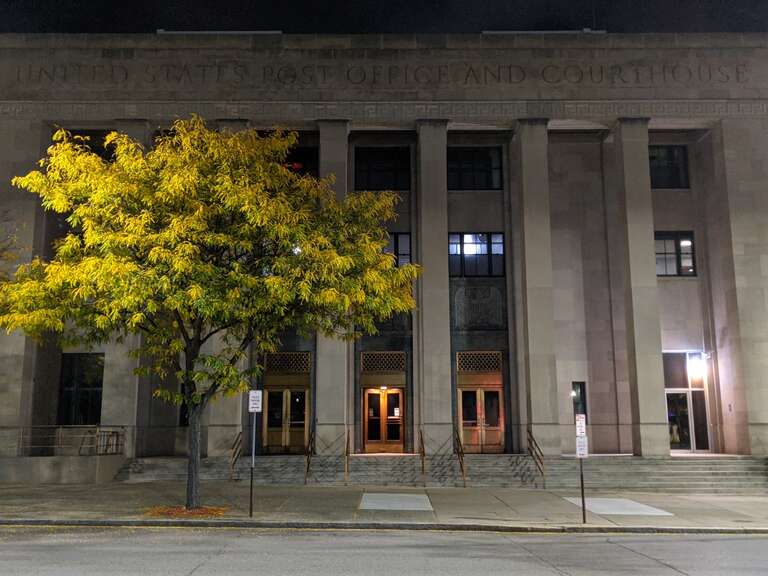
xmin=575 ymin=414 xmax=588 ymax=524
xmin=247 ymin=390 xmax=262 ymax=518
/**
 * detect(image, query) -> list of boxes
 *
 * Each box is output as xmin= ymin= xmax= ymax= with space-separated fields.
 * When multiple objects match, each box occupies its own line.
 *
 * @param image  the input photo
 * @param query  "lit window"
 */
xmin=448 ymin=232 xmax=504 ymax=277
xmin=447 ymin=147 xmax=503 ymax=190
xmin=655 ymin=232 xmax=696 ymax=277
xmin=649 ymin=145 xmax=689 ymax=189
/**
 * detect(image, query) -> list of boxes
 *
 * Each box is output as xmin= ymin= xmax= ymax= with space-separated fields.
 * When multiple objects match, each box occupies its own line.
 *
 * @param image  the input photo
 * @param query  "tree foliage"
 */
xmin=0 ymin=116 xmax=420 ymax=505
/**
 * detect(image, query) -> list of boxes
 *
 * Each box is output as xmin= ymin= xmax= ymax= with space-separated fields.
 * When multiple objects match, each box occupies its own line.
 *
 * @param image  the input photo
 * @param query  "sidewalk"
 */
xmin=2 ymin=480 xmax=768 ymax=533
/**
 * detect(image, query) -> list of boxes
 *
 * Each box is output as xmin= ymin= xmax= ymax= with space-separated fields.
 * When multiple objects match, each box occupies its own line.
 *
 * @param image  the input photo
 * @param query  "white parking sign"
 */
xmin=248 ymin=390 xmax=262 ymax=413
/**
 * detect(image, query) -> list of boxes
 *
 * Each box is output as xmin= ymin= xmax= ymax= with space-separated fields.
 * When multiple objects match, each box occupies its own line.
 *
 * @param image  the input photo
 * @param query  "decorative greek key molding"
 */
xmin=1 ymin=99 xmax=768 ymax=123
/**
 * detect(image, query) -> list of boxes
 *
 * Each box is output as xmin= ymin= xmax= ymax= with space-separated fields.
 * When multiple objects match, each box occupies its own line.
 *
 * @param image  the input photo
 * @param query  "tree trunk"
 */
xmin=186 ymin=404 xmax=202 ymax=509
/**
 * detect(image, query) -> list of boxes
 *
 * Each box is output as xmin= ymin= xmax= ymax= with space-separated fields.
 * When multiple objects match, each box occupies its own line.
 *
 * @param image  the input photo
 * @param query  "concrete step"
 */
xmin=116 ymin=454 xmax=768 ymax=492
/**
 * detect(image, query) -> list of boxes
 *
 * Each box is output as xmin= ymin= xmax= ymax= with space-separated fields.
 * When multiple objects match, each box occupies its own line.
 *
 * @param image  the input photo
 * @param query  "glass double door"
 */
xmin=458 ymin=387 xmax=504 ymax=453
xmin=666 ymin=389 xmax=709 ymax=451
xmin=363 ymin=388 xmax=404 ymax=453
xmin=263 ymin=388 xmax=309 ymax=454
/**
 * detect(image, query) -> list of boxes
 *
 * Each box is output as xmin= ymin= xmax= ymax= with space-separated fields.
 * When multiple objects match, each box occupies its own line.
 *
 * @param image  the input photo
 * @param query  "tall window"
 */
xmin=447 ymin=147 xmax=503 ymax=190
xmin=649 ymin=145 xmax=689 ymax=189
xmin=655 ymin=231 xmax=696 ymax=277
xmin=354 ymin=147 xmax=410 ymax=191
xmin=384 ymin=233 xmax=411 ymax=267
xmin=58 ymin=353 xmax=104 ymax=426
xmin=449 ymin=233 xmax=504 ymax=277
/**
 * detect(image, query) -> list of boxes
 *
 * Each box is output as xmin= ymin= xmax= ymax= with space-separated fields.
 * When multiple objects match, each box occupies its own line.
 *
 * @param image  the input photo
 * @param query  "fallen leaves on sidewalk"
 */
xmin=144 ymin=505 xmax=228 ymax=518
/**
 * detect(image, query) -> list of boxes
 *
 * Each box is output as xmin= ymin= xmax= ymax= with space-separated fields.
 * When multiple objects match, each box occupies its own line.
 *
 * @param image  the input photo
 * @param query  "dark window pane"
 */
xmin=58 ymin=353 xmax=104 ymax=426
xmin=286 ymin=146 xmax=319 ymax=177
xmin=691 ymin=389 xmax=709 ymax=450
xmin=267 ymin=391 xmax=283 ymax=428
xmin=289 ymin=391 xmax=305 ymax=428
xmin=447 ymin=147 xmax=503 ymax=190
xmin=367 ymin=392 xmax=381 ymax=441
xmin=355 ymin=147 xmax=410 ymax=191
xmin=69 ymin=130 xmax=114 ymax=162
xmin=461 ymin=391 xmax=478 ymax=426
xmin=484 ymin=391 xmax=500 ymax=427
xmin=449 ymin=254 xmax=462 ymax=276
xmin=663 ymin=353 xmax=688 ymax=389
xmin=650 ymin=145 xmax=689 ymax=189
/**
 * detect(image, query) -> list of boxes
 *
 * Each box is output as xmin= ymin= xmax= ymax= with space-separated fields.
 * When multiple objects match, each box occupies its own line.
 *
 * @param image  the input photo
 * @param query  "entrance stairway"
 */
xmin=116 ymin=454 xmax=768 ymax=493
xmin=544 ymin=455 xmax=768 ymax=494
xmin=116 ymin=453 xmax=537 ymax=487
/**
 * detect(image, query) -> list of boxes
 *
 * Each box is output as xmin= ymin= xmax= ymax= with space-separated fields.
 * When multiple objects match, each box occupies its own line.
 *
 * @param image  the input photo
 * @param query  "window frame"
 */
xmin=57 ymin=353 xmax=105 ymax=426
xmin=354 ymin=146 xmax=411 ymax=191
xmin=447 ymin=146 xmax=504 ymax=191
xmin=448 ymin=232 xmax=505 ymax=277
xmin=649 ymin=144 xmax=690 ymax=190
xmin=384 ymin=232 xmax=412 ymax=267
xmin=655 ymin=231 xmax=697 ymax=277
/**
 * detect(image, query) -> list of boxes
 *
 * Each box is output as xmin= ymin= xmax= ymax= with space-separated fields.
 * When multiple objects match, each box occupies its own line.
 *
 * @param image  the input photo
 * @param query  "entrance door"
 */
xmin=666 ymin=390 xmax=709 ymax=452
xmin=363 ymin=388 xmax=404 ymax=453
xmin=458 ymin=388 xmax=504 ymax=453
xmin=264 ymin=388 xmax=308 ymax=454
xmin=666 ymin=392 xmax=691 ymax=450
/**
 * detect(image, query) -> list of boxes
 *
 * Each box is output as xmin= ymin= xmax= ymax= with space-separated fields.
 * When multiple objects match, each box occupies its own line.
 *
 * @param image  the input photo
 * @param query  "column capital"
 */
xmin=416 ymin=118 xmax=449 ymax=129
xmin=316 ymin=118 xmax=350 ymax=131
xmin=615 ymin=117 xmax=651 ymax=126
xmin=515 ymin=117 xmax=549 ymax=128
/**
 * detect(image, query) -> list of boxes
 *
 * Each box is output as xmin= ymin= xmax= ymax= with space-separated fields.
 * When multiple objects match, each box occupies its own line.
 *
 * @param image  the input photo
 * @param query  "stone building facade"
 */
xmin=2 ymin=32 xmax=768 ymax=470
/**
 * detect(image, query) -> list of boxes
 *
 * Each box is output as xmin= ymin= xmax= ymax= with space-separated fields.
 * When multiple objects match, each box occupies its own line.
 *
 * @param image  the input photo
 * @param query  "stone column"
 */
xmin=696 ymin=118 xmax=768 ymax=455
xmin=202 ymin=120 xmax=250 ymax=457
xmin=604 ymin=118 xmax=669 ymax=456
xmin=314 ymin=120 xmax=350 ymax=455
xmin=510 ymin=119 xmax=560 ymax=455
xmin=415 ymin=120 xmax=453 ymax=455
xmin=99 ymin=120 xmax=150 ymax=458
xmin=0 ymin=119 xmax=48 ymax=453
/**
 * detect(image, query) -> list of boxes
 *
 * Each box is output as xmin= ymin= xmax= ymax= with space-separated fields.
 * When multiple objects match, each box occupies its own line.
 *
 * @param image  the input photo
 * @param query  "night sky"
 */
xmin=3 ymin=0 xmax=768 ymax=33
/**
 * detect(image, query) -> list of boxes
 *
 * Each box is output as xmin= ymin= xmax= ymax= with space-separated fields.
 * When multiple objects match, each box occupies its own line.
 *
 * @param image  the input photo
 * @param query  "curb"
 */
xmin=2 ymin=518 xmax=768 ymax=535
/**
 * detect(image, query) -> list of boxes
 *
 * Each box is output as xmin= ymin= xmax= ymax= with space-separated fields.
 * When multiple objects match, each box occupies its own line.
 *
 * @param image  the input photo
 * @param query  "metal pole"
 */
xmin=249 ymin=410 xmax=256 ymax=518
xmin=579 ymin=458 xmax=586 ymax=524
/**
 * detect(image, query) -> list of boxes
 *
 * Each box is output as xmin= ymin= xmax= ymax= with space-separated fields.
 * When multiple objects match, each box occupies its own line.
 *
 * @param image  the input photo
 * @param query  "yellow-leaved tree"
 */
xmin=0 ymin=116 xmax=420 ymax=509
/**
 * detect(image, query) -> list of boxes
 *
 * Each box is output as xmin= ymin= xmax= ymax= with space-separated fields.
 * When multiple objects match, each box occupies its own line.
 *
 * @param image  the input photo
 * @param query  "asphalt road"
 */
xmin=0 ymin=527 xmax=766 ymax=575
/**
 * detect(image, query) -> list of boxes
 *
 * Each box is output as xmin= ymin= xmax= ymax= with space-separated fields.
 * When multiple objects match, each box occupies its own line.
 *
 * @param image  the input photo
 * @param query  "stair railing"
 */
xmin=229 ymin=430 xmax=243 ymax=480
xmin=304 ymin=419 xmax=316 ymax=485
xmin=526 ymin=428 xmax=546 ymax=489
xmin=343 ymin=429 xmax=350 ymax=483
xmin=418 ymin=427 xmax=426 ymax=478
xmin=454 ymin=426 xmax=467 ymax=488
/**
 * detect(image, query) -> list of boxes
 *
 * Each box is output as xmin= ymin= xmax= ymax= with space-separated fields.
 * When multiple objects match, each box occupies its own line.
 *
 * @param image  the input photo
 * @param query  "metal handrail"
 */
xmin=527 ymin=428 xmax=546 ymax=489
xmin=418 ymin=427 xmax=426 ymax=478
xmin=2 ymin=426 xmax=126 ymax=457
xmin=229 ymin=430 xmax=243 ymax=480
xmin=304 ymin=419 xmax=316 ymax=485
xmin=343 ymin=430 xmax=350 ymax=483
xmin=454 ymin=426 xmax=467 ymax=487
